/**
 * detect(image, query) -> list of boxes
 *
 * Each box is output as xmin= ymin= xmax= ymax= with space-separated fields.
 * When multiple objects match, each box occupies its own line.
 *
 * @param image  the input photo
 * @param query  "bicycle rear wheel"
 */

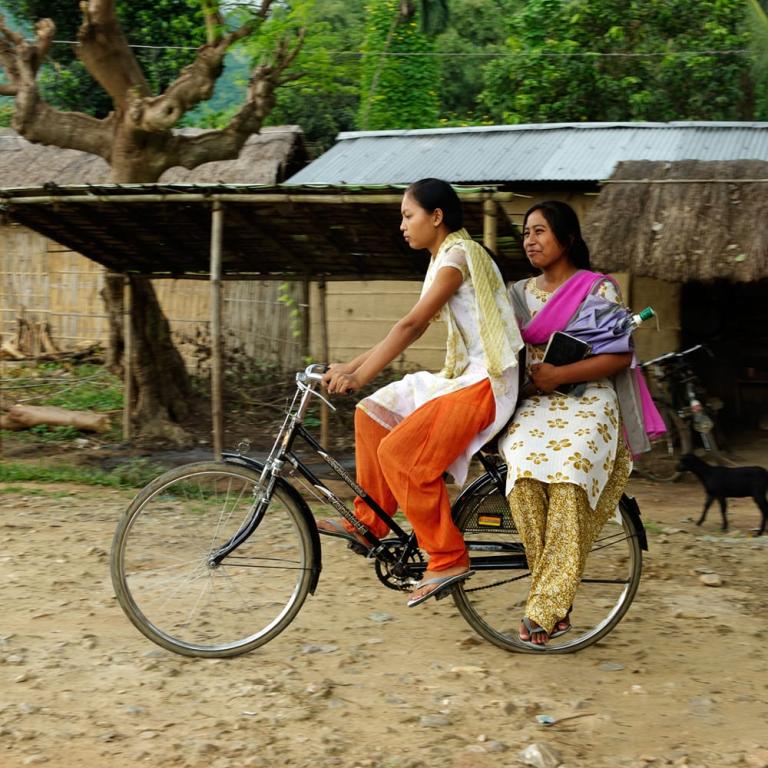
xmin=451 ymin=467 xmax=643 ymax=653
xmin=633 ymin=400 xmax=690 ymax=482
xmin=111 ymin=461 xmax=315 ymax=658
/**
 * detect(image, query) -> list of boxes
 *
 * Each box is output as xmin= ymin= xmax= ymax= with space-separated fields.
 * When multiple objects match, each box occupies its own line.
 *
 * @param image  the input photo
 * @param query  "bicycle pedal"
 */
xmin=346 ymin=541 xmax=370 ymax=557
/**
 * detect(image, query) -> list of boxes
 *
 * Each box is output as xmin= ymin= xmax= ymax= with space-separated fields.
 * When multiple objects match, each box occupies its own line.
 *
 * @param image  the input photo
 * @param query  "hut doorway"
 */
xmin=680 ymin=280 xmax=768 ymax=432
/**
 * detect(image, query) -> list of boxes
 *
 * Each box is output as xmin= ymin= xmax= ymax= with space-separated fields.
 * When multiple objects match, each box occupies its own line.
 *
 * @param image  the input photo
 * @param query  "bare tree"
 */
xmin=0 ymin=0 xmax=304 ymax=444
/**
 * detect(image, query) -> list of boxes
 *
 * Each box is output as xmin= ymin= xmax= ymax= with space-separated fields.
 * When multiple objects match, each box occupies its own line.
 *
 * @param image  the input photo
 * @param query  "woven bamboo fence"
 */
xmin=0 ymin=224 xmax=305 ymax=372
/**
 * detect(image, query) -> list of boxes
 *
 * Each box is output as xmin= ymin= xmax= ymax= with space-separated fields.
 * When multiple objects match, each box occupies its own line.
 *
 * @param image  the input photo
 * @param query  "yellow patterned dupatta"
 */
xmin=423 ymin=228 xmax=523 ymax=391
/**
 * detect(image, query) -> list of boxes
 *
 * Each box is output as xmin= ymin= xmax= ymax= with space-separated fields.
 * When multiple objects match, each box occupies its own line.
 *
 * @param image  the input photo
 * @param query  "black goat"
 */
xmin=677 ymin=453 xmax=768 ymax=536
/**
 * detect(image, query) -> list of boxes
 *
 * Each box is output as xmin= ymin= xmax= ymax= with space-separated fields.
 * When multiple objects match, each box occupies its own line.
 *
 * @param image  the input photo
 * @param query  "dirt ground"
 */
xmin=2 ymin=437 xmax=768 ymax=768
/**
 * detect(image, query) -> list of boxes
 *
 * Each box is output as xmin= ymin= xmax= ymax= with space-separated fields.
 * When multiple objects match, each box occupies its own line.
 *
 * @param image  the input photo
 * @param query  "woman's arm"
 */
xmin=530 ymin=352 xmax=633 ymax=394
xmin=324 ymin=266 xmax=464 ymax=394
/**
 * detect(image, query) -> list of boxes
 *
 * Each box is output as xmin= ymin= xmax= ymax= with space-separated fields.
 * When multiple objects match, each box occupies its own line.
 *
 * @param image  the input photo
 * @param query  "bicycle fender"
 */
xmin=453 ymin=465 xmax=648 ymax=553
xmin=451 ymin=470 xmax=499 ymax=520
xmin=221 ymin=452 xmax=322 ymax=594
xmin=620 ymin=493 xmax=648 ymax=551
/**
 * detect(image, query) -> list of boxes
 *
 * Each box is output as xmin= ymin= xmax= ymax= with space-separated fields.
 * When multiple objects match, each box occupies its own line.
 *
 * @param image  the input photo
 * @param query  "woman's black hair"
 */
xmin=405 ymin=178 xmax=464 ymax=232
xmin=523 ymin=200 xmax=591 ymax=270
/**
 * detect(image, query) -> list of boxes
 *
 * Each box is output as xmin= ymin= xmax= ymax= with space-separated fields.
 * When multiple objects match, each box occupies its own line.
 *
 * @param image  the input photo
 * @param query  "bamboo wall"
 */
xmin=0 ymin=224 xmax=306 ymax=372
xmin=308 ymin=280 xmax=447 ymax=372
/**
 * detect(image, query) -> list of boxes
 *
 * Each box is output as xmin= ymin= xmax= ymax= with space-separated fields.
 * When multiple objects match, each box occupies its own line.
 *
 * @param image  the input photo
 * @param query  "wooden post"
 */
xmin=210 ymin=201 xmax=224 ymax=460
xmin=300 ymin=278 xmax=311 ymax=363
xmin=318 ymin=278 xmax=330 ymax=448
xmin=122 ymin=276 xmax=133 ymax=443
xmin=483 ymin=194 xmax=498 ymax=254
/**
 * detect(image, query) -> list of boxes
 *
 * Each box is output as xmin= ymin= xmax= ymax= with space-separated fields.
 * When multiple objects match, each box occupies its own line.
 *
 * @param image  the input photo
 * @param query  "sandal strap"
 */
xmin=522 ymin=616 xmax=548 ymax=636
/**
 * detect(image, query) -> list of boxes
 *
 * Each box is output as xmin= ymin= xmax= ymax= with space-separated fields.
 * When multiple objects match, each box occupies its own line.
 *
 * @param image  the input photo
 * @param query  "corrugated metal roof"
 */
xmin=286 ymin=122 xmax=768 ymax=185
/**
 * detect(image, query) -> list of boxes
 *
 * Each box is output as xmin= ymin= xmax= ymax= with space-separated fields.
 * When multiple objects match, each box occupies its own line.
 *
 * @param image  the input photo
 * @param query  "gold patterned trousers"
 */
xmin=506 ymin=441 xmax=632 ymax=635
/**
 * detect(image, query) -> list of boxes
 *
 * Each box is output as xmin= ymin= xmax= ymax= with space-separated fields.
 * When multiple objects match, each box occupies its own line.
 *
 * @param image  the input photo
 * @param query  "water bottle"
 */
xmin=613 ymin=306 xmax=655 ymax=335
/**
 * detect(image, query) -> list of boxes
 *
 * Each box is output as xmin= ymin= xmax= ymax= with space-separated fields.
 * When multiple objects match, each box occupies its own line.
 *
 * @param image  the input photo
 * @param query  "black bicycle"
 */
xmin=634 ymin=344 xmax=724 ymax=483
xmin=111 ymin=364 xmax=647 ymax=658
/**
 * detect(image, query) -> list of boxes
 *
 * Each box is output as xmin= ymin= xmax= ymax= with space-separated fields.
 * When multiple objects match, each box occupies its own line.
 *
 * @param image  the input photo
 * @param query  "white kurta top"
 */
xmin=499 ymin=277 xmax=626 ymax=509
xmin=358 ymin=244 xmax=519 ymax=486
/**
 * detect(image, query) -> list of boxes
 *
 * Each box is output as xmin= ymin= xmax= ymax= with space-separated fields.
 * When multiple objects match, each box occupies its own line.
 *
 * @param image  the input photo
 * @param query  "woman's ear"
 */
xmin=433 ymin=207 xmax=444 ymax=227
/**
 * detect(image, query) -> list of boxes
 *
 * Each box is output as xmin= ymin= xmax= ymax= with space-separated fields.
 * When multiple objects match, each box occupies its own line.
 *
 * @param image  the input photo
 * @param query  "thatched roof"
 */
xmin=584 ymin=160 xmax=768 ymax=282
xmin=0 ymin=184 xmax=525 ymax=281
xmin=0 ymin=126 xmax=308 ymax=185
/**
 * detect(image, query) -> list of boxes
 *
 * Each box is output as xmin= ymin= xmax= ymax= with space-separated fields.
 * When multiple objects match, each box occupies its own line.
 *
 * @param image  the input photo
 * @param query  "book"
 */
xmin=542 ymin=331 xmax=591 ymax=395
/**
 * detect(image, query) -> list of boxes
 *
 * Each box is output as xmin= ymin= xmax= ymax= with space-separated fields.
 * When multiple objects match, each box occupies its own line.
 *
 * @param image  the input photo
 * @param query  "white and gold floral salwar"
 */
xmin=498 ymin=277 xmax=633 ymax=635
xmin=358 ymin=229 xmax=523 ymax=487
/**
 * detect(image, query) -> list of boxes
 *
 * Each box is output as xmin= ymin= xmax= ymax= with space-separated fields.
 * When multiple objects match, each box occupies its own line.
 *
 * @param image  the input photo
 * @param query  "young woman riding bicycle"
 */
xmin=319 ymin=178 xmax=524 ymax=607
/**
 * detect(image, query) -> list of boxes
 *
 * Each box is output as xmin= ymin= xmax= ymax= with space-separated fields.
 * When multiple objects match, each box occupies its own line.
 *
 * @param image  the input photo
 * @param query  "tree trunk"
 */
xmin=101 ymin=123 xmax=195 ymax=446
xmin=101 ymin=272 xmax=124 ymax=375
xmin=125 ymin=275 xmax=193 ymax=446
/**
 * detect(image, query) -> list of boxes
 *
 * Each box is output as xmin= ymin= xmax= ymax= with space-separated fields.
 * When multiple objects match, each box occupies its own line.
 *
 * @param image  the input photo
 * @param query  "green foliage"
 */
xmin=277 ymin=282 xmax=303 ymax=339
xmin=2 ymin=0 xmax=206 ymax=116
xmin=747 ymin=0 xmax=768 ymax=118
xmin=0 ymin=100 xmax=13 ymax=126
xmin=0 ymin=458 xmax=166 ymax=488
xmin=27 ymin=424 xmax=81 ymax=441
xmin=432 ymin=0 xmax=522 ymax=124
xmin=41 ymin=364 xmax=123 ymax=412
xmin=358 ymin=0 xmax=440 ymax=130
xmin=480 ymin=0 xmax=754 ymax=123
xmin=235 ymin=0 xmax=364 ymax=154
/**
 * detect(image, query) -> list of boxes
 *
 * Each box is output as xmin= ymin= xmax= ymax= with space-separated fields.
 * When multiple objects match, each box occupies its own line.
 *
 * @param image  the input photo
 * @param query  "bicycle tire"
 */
xmin=633 ymin=400 xmax=691 ymax=482
xmin=111 ymin=461 xmax=315 ymax=658
xmin=451 ymin=466 xmax=643 ymax=653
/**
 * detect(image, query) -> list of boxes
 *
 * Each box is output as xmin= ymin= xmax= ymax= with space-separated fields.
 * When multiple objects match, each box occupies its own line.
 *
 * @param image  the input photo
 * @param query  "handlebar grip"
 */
xmin=304 ymin=363 xmax=328 ymax=382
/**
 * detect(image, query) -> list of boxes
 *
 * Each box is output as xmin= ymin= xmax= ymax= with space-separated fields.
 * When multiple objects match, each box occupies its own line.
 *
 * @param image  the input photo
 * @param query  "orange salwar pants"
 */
xmin=344 ymin=379 xmax=495 ymax=571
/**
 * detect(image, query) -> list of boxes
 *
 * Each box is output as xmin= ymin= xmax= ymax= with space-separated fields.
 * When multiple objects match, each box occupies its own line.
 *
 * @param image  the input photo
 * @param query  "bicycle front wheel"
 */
xmin=451 ymin=468 xmax=643 ymax=653
xmin=111 ymin=461 xmax=315 ymax=658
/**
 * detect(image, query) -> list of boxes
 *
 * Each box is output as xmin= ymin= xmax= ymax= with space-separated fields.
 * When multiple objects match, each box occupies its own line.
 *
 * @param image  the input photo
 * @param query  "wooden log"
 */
xmin=0 ymin=340 xmax=25 ymax=359
xmin=40 ymin=322 xmax=59 ymax=354
xmin=0 ymin=404 xmax=111 ymax=433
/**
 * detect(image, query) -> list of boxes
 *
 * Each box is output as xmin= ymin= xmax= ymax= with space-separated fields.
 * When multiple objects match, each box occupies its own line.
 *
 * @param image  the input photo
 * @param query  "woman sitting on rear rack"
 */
xmin=499 ymin=200 xmax=642 ymax=647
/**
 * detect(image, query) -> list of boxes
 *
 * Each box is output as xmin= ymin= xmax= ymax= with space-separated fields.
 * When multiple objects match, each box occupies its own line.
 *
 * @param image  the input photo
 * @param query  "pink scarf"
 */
xmin=522 ymin=271 xmax=666 ymax=440
xmin=522 ymin=270 xmax=610 ymax=344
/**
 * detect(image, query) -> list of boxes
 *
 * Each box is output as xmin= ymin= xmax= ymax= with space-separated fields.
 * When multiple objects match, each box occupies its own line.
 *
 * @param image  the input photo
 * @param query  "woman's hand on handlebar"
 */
xmin=322 ymin=363 xmax=360 ymax=394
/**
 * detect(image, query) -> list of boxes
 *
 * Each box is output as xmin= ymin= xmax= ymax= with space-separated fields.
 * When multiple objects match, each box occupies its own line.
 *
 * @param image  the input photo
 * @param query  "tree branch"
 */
xmin=126 ymin=28 xmax=247 ymax=132
xmin=0 ymin=13 xmax=112 ymax=158
xmin=166 ymin=29 xmax=306 ymax=170
xmin=0 ymin=15 xmax=54 ymax=89
xmin=126 ymin=5 xmax=299 ymax=135
xmin=201 ymin=1 xmax=224 ymax=46
xmin=77 ymin=0 xmax=150 ymax=108
xmin=14 ymin=104 xmax=114 ymax=158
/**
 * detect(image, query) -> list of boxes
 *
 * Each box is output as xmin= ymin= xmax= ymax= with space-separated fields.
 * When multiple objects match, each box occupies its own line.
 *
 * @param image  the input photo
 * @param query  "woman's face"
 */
xmin=400 ymin=192 xmax=442 ymax=253
xmin=523 ymin=209 xmax=568 ymax=270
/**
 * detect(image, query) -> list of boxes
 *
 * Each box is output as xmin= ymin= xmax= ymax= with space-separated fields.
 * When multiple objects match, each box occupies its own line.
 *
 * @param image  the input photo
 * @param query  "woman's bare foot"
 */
xmin=519 ymin=617 xmax=550 ymax=646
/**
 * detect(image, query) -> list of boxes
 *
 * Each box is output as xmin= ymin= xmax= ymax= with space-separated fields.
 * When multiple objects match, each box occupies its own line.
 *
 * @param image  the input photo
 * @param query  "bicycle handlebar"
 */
xmin=297 ymin=363 xmax=328 ymax=384
xmin=641 ymin=344 xmax=708 ymax=368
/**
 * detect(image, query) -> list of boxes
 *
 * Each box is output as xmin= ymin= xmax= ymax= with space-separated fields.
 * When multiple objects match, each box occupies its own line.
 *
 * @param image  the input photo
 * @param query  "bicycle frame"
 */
xmin=210 ymin=365 xmax=419 ymax=573
xmin=210 ymin=364 xmax=529 ymax=577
